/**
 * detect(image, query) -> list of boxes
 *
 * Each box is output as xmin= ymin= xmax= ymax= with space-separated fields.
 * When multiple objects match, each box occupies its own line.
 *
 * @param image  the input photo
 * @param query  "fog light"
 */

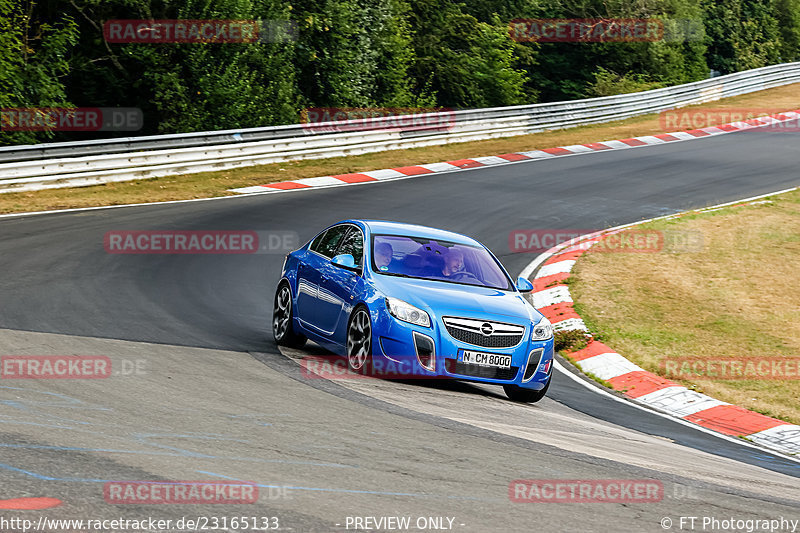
xmin=413 ymin=332 xmax=435 ymax=372
xmin=523 ymin=348 xmax=544 ymax=382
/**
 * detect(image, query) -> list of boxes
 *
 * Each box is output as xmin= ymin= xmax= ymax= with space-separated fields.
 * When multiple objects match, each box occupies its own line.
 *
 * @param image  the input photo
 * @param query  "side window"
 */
xmin=309 ymin=230 xmax=327 ymax=253
xmin=336 ymin=227 xmax=364 ymax=266
xmin=314 ymin=225 xmax=348 ymax=258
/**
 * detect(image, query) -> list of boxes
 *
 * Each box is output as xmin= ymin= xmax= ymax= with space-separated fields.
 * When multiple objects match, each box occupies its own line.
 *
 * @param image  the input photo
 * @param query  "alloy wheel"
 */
xmin=273 ymin=285 xmax=292 ymax=340
xmin=347 ymin=308 xmax=371 ymax=371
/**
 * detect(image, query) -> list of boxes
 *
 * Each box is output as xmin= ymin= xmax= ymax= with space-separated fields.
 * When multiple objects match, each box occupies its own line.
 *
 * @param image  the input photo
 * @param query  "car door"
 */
xmin=317 ymin=226 xmax=364 ymax=337
xmin=295 ymin=231 xmax=324 ymax=325
xmin=298 ymin=224 xmax=349 ymax=330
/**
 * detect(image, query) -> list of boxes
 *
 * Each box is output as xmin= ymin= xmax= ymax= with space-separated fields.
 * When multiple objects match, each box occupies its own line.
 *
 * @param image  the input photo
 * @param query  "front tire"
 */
xmin=504 ymin=379 xmax=550 ymax=403
xmin=346 ymin=306 xmax=373 ymax=374
xmin=273 ymin=282 xmax=307 ymax=348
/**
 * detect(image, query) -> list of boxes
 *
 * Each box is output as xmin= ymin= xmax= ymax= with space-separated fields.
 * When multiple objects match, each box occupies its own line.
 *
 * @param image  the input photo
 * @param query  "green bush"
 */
xmin=586 ymin=67 xmax=665 ymax=97
xmin=554 ymin=329 xmax=590 ymax=352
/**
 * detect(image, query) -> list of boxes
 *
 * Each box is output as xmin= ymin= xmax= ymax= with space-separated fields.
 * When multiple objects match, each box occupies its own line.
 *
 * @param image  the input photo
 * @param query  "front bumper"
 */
xmin=374 ymin=312 xmax=554 ymax=389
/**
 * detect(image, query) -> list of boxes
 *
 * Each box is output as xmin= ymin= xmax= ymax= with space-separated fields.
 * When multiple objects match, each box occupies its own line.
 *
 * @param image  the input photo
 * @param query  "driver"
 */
xmin=441 ymin=248 xmax=465 ymax=277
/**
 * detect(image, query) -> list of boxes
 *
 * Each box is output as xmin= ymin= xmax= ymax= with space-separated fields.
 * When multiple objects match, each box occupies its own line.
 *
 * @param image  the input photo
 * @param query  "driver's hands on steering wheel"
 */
xmin=450 ymin=270 xmax=479 ymax=282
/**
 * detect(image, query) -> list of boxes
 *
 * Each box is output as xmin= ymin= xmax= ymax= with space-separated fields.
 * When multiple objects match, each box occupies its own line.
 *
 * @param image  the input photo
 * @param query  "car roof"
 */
xmin=350 ymin=220 xmax=481 ymax=246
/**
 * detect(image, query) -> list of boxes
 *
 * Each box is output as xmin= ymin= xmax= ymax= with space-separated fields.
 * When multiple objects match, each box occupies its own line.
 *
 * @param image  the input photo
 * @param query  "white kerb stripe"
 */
xmin=229 ymin=186 xmax=280 ymax=194
xmin=729 ymin=121 xmax=757 ymax=130
xmin=361 ymin=169 xmax=406 ymax=180
xmin=666 ymin=131 xmax=700 ymax=141
xmin=532 ymin=286 xmax=573 ymax=308
xmin=577 ymin=352 xmax=643 ymax=381
xmin=559 ymin=145 xmax=596 ymax=153
xmin=294 ymin=176 xmax=347 ymax=187
xmin=418 ymin=162 xmax=461 ymax=172
xmin=635 ymin=386 xmax=728 ymax=417
xmin=536 ymin=260 xmax=576 ymax=278
xmin=471 ymin=156 xmax=510 ymax=165
xmin=699 ymin=127 xmax=728 ymax=135
xmin=747 ymin=425 xmax=800 ymax=455
xmin=516 ymin=150 xmax=556 ymax=159
xmin=632 ymin=136 xmax=667 ymax=145
xmin=598 ymin=140 xmax=633 ymax=149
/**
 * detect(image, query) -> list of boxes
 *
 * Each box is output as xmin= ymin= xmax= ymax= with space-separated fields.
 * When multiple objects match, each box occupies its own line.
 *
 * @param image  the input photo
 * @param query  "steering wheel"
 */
xmin=450 ymin=271 xmax=480 ymax=283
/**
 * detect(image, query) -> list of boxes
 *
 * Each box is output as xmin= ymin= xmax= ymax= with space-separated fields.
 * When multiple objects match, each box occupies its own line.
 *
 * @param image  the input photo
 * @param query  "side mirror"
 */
xmin=516 ymin=276 xmax=534 ymax=293
xmin=331 ymin=254 xmax=361 ymax=273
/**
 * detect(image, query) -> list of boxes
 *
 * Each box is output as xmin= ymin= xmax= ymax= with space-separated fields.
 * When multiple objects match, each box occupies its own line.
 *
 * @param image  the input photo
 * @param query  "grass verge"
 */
xmin=570 ymin=189 xmax=800 ymax=425
xmin=1 ymin=83 xmax=800 ymax=215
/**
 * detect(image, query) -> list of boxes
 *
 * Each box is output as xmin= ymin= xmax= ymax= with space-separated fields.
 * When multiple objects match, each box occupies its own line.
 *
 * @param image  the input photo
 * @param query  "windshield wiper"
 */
xmin=386 ymin=272 xmax=414 ymax=278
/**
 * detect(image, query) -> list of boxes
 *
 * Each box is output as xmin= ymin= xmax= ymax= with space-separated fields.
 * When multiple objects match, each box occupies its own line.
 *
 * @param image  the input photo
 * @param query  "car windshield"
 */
xmin=371 ymin=234 xmax=512 ymax=290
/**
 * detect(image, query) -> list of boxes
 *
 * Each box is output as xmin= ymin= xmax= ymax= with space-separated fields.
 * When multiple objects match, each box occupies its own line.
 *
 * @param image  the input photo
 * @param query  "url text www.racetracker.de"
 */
xmin=0 ymin=516 xmax=281 ymax=533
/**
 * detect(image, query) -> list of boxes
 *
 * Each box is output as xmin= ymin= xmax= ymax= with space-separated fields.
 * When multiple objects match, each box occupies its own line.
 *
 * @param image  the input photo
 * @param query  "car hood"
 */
xmin=371 ymin=275 xmax=542 ymax=325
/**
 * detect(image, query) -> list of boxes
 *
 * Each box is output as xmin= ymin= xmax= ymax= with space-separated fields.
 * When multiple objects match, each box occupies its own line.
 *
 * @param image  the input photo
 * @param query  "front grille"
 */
xmin=446 ymin=328 xmax=523 ymax=348
xmin=442 ymin=316 xmax=525 ymax=348
xmin=445 ymin=359 xmax=519 ymax=380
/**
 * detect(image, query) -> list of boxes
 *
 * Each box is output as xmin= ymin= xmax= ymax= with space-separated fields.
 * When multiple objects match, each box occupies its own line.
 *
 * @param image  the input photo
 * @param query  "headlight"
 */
xmin=385 ymin=297 xmax=431 ymax=328
xmin=532 ymin=316 xmax=553 ymax=340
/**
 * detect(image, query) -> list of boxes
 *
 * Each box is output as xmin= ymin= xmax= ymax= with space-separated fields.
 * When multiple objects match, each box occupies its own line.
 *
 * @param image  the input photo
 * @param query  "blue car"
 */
xmin=272 ymin=220 xmax=554 ymax=402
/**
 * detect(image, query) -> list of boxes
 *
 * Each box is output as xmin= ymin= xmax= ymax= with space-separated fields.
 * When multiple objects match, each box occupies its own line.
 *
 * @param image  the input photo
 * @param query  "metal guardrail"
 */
xmin=1 ymin=62 xmax=798 ymax=193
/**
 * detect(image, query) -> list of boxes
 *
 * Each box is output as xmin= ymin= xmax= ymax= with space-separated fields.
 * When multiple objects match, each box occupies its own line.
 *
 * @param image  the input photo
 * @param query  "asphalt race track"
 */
xmin=1 ymin=128 xmax=799 ymax=532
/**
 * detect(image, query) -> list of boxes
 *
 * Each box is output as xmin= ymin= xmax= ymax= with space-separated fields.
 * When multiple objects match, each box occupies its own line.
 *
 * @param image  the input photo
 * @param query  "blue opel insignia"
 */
xmin=273 ymin=220 xmax=554 ymax=402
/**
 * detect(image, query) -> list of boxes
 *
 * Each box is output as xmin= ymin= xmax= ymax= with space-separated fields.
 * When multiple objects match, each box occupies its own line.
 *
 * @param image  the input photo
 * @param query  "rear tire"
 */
xmin=346 ymin=306 xmax=373 ymax=374
xmin=504 ymin=379 xmax=549 ymax=403
xmin=272 ymin=282 xmax=307 ymax=348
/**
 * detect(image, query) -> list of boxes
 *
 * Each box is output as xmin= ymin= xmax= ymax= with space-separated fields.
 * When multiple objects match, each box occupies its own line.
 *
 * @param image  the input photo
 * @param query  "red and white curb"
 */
xmin=0 ymin=497 xmax=61 ymax=510
xmin=526 ymin=195 xmax=800 ymax=457
xmin=229 ymin=110 xmax=800 ymax=195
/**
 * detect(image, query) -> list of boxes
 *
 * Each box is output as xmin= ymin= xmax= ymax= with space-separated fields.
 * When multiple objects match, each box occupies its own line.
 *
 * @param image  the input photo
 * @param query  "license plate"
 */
xmin=460 ymin=350 xmax=511 ymax=368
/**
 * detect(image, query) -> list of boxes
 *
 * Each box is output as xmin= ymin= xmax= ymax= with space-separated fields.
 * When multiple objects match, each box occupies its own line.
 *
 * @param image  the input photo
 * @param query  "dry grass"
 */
xmin=2 ymin=83 xmax=800 ymax=215
xmin=571 ymin=189 xmax=800 ymax=424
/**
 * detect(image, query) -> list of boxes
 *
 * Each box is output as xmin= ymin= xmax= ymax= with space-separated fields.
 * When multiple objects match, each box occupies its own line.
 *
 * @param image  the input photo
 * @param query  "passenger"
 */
xmin=374 ymin=242 xmax=394 ymax=271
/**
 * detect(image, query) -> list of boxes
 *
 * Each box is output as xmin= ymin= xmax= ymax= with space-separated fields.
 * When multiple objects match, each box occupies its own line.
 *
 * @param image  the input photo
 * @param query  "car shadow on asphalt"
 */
xmin=280 ymin=340 xmax=510 ymax=401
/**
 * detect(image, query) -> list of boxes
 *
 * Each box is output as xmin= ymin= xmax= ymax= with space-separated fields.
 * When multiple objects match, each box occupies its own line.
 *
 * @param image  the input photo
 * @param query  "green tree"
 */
xmin=408 ymin=1 xmax=528 ymax=107
xmin=703 ymin=0 xmax=782 ymax=73
xmin=292 ymin=0 xmax=416 ymax=108
xmin=775 ymin=0 xmax=800 ymax=61
xmin=4 ymin=0 xmax=800 ymax=145
xmin=529 ymin=0 xmax=708 ymax=101
xmin=59 ymin=0 xmax=299 ymax=134
xmin=0 ymin=0 xmax=78 ymax=145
